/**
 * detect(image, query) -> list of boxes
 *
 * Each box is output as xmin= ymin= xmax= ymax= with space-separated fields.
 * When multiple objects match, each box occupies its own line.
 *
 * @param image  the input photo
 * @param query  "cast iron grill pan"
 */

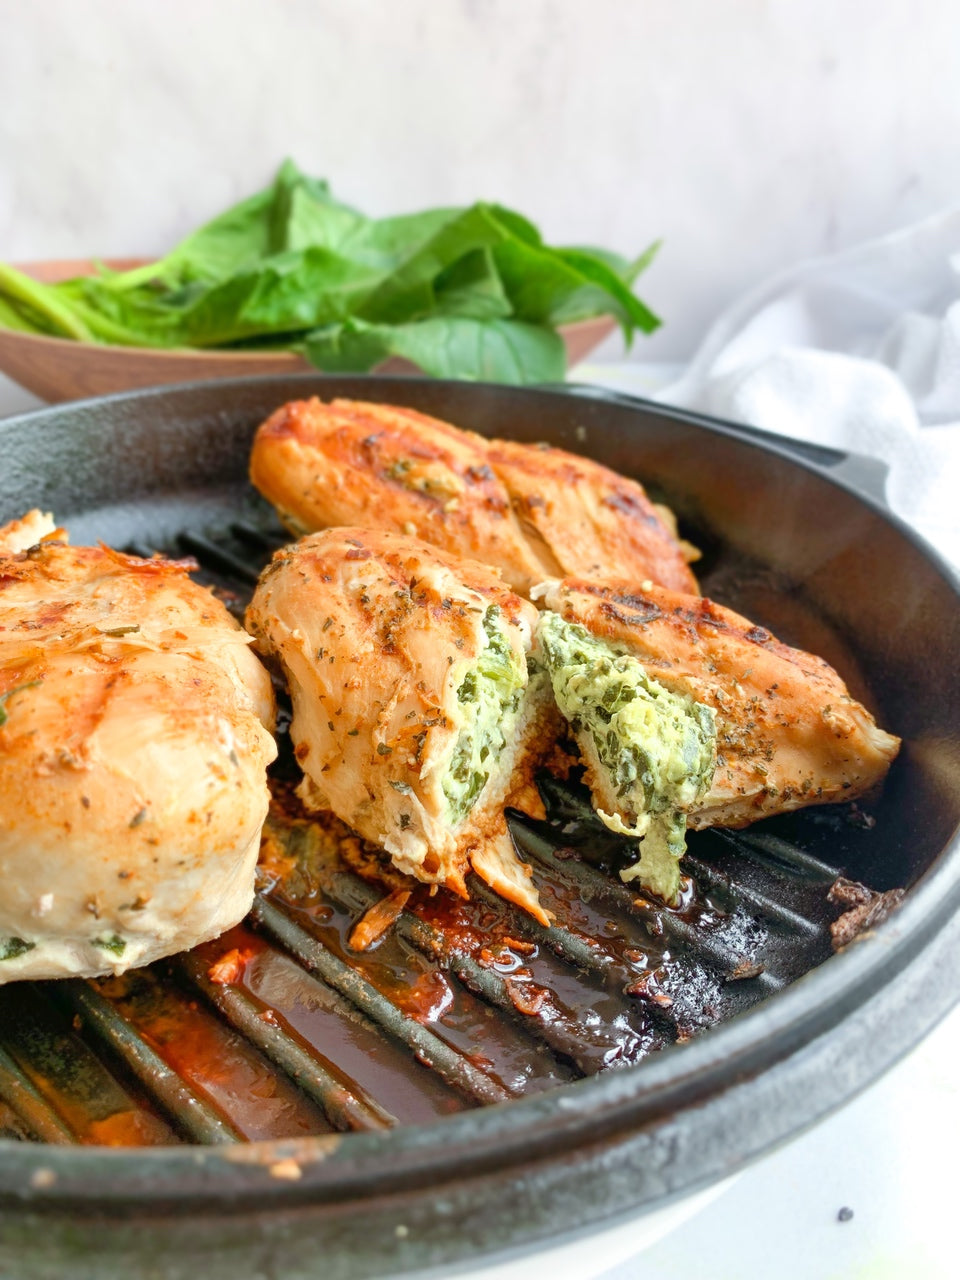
xmin=0 ymin=511 xmax=856 ymax=1145
xmin=0 ymin=377 xmax=957 ymax=1280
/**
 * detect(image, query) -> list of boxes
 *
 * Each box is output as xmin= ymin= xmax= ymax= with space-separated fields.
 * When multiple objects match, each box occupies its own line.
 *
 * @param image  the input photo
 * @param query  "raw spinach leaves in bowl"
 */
xmin=0 ymin=160 xmax=661 ymax=385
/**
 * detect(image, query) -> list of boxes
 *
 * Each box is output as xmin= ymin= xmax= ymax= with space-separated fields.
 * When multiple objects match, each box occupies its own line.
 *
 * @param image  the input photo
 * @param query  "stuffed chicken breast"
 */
xmin=536 ymin=579 xmax=900 ymax=904
xmin=249 ymin=398 xmax=696 ymax=595
xmin=246 ymin=528 xmax=553 ymax=923
xmin=0 ymin=514 xmax=277 ymax=983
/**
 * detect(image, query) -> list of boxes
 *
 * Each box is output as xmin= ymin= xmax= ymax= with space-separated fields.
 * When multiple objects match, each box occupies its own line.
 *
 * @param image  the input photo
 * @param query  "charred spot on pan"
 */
xmin=828 ymin=877 xmax=905 ymax=950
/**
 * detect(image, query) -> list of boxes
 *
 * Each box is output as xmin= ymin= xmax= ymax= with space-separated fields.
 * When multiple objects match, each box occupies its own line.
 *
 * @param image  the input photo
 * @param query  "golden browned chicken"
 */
xmin=0 ymin=513 xmax=277 ymax=982
xmin=535 ymin=579 xmax=900 ymax=903
xmin=249 ymin=398 xmax=697 ymax=595
xmin=485 ymin=437 xmax=699 ymax=592
xmin=246 ymin=527 xmax=553 ymax=923
xmin=250 ymin=398 xmax=547 ymax=592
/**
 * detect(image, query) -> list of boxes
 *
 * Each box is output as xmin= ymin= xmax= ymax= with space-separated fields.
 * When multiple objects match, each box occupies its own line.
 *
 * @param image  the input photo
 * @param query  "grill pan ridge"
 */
xmin=0 ymin=376 xmax=958 ymax=1280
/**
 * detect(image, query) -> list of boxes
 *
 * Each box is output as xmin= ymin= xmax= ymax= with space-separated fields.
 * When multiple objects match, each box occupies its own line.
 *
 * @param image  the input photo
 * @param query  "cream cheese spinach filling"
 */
xmin=442 ymin=605 xmax=526 ymax=824
xmin=538 ymin=611 xmax=716 ymax=902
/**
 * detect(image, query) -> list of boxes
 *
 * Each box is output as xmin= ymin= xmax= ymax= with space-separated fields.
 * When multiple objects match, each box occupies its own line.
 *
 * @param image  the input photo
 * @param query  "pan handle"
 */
xmin=552 ymin=382 xmax=891 ymax=509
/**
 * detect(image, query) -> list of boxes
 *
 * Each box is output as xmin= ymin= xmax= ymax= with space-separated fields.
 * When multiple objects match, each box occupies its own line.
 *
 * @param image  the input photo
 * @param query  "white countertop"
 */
xmin=463 ymin=1004 xmax=960 ymax=1280
xmin=607 ymin=1004 xmax=960 ymax=1280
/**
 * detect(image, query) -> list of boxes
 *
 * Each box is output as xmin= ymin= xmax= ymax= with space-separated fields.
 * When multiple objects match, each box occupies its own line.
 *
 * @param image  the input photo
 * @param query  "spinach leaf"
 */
xmin=266 ymin=159 xmax=366 ymax=254
xmin=0 ymin=938 xmax=34 ymax=961
xmin=552 ymin=247 xmax=660 ymax=336
xmin=491 ymin=237 xmax=659 ymax=339
xmin=0 ymin=264 xmax=94 ymax=341
xmin=433 ymin=249 xmax=512 ymax=320
xmin=548 ymin=242 xmax=661 ymax=325
xmin=175 ymin=248 xmax=384 ymax=346
xmin=304 ymin=316 xmax=565 ymax=384
xmin=353 ymin=204 xmax=509 ymax=324
xmin=332 ymin=207 xmax=462 ymax=272
xmin=556 ymin=240 xmax=660 ymax=287
xmin=97 ymin=159 xmax=348 ymax=290
xmin=56 ymin=276 xmax=186 ymax=346
xmin=0 ymin=291 xmax=47 ymax=335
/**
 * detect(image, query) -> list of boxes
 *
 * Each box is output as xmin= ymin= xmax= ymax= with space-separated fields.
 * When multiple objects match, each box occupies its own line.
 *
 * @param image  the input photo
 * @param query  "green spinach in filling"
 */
xmin=0 ymin=937 xmax=34 ymax=961
xmin=442 ymin=606 xmax=525 ymax=825
xmin=538 ymin=611 xmax=716 ymax=902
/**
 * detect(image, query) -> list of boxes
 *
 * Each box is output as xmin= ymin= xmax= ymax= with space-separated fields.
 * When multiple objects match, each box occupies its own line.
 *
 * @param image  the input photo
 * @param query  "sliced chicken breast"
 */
xmin=249 ymin=398 xmax=696 ymax=595
xmin=246 ymin=527 xmax=553 ymax=923
xmin=0 ymin=519 xmax=277 ymax=983
xmin=536 ymin=578 xmax=900 ymax=903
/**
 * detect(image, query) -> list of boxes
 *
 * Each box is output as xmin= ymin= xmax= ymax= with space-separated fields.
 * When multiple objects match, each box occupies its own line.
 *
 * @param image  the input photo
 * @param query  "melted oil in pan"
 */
xmin=0 ymin=985 xmax=174 ymax=1146
xmin=265 ymin=861 xmax=577 ymax=1099
xmin=95 ymin=968 xmax=329 ymax=1141
xmin=200 ymin=925 xmax=466 ymax=1125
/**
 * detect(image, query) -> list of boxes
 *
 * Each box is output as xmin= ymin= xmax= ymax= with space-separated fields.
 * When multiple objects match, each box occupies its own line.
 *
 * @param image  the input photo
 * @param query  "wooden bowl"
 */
xmin=0 ymin=260 xmax=617 ymax=402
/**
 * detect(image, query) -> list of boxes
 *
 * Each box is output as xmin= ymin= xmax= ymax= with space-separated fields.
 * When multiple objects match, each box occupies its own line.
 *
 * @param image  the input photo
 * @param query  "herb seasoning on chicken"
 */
xmin=246 ymin=528 xmax=554 ymax=923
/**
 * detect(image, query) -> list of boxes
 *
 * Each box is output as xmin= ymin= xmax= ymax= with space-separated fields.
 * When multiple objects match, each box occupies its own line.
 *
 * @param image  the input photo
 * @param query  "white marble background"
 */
xmin=1 ymin=0 xmax=958 ymax=359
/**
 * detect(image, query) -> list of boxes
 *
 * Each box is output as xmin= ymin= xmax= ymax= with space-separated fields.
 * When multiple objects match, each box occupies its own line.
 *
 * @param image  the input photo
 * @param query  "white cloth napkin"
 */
xmin=582 ymin=209 xmax=960 ymax=569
